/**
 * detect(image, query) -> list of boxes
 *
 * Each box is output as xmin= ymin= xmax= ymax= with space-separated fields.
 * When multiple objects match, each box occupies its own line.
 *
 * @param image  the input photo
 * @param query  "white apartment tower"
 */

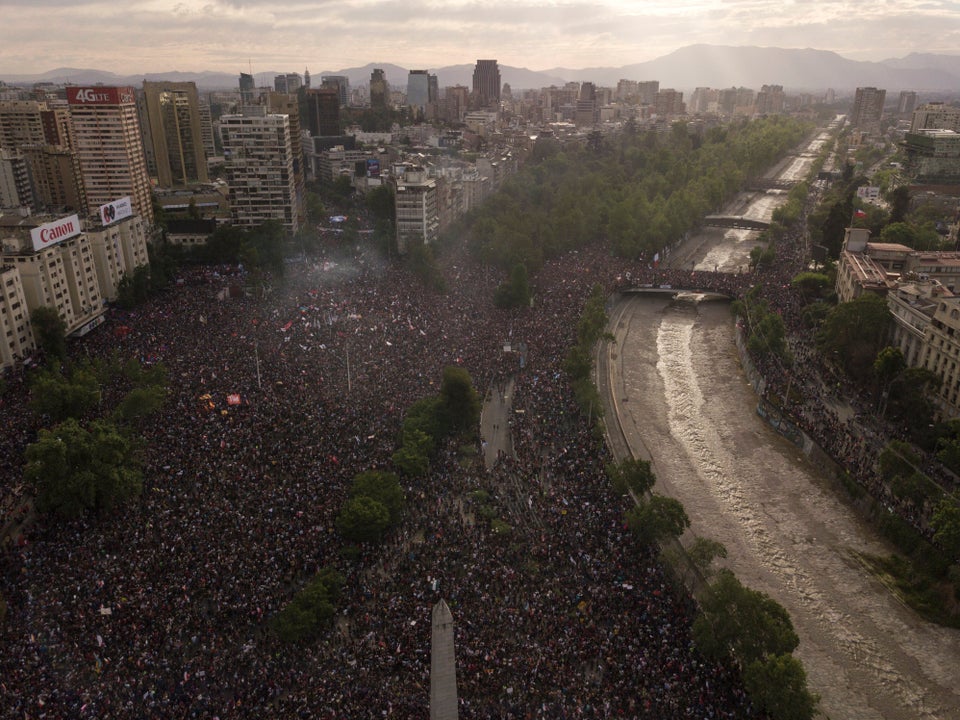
xmin=220 ymin=108 xmax=301 ymax=233
xmin=393 ymin=165 xmax=438 ymax=253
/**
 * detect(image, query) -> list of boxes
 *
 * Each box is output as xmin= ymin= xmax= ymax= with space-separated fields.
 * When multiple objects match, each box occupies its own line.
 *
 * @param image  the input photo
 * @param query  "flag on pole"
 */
xmin=854 ymin=209 xmax=867 ymax=218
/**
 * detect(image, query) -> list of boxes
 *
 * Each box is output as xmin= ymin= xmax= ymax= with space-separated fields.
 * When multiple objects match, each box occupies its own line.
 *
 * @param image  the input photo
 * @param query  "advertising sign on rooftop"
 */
xmin=66 ymin=86 xmax=136 ymax=106
xmin=99 ymin=197 xmax=133 ymax=227
xmin=29 ymin=214 xmax=81 ymax=252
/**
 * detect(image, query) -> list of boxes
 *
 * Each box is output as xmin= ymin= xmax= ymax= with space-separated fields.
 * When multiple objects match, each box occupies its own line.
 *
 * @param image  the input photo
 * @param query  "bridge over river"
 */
xmin=614 ymin=267 xmax=748 ymax=299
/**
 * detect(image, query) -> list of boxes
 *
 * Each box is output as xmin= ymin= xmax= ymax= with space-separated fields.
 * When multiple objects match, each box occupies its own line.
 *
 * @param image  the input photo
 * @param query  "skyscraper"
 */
xmin=239 ymin=72 xmax=255 ymax=106
xmin=898 ymin=91 xmax=918 ymax=117
xmin=321 ymin=76 xmax=350 ymax=107
xmin=301 ymin=88 xmax=341 ymax=137
xmin=369 ymin=68 xmax=388 ymax=110
xmin=407 ymin=70 xmax=430 ymax=112
xmin=472 ymin=60 xmax=500 ymax=109
xmin=141 ymin=81 xmax=209 ymax=187
xmin=66 ymin=86 xmax=153 ymax=224
xmin=851 ymin=87 xmax=886 ymax=133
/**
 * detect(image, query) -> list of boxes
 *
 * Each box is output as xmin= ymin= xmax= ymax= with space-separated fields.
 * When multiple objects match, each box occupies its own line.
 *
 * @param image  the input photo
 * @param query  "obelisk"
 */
xmin=430 ymin=598 xmax=458 ymax=720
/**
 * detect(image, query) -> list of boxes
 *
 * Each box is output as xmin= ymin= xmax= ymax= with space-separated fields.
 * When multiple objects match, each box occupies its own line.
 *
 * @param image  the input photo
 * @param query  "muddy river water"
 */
xmin=603 ymin=133 xmax=960 ymax=719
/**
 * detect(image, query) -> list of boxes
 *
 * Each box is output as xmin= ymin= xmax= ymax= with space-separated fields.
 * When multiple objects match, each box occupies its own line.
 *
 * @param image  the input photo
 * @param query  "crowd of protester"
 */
xmin=0 ymin=237 xmax=768 ymax=718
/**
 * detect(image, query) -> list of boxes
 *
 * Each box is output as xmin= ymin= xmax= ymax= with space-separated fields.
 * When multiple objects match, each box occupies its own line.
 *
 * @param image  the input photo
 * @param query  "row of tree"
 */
xmin=605 ymin=458 xmax=819 ymax=719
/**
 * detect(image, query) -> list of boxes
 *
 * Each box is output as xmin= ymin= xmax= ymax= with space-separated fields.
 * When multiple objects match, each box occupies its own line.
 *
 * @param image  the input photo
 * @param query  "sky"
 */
xmin=2 ymin=0 xmax=960 ymax=77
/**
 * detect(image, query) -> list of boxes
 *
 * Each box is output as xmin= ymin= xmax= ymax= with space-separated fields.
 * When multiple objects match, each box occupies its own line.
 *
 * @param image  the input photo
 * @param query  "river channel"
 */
xmin=602 ymin=132 xmax=960 ymax=719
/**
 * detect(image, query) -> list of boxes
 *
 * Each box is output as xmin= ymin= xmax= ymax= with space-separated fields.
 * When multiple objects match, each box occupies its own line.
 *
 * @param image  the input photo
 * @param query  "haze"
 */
xmin=4 ymin=0 xmax=960 ymax=77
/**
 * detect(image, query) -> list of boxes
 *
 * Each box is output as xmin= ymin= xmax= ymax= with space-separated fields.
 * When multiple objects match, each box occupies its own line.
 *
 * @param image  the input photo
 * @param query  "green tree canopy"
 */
xmin=626 ymin=495 xmax=690 ymax=546
xmin=816 ymin=294 xmax=892 ymax=377
xmin=692 ymin=568 xmax=799 ymax=666
xmin=743 ymin=653 xmax=819 ymax=720
xmin=30 ymin=364 xmax=100 ymax=422
xmin=335 ymin=495 xmax=391 ymax=544
xmin=271 ymin=567 xmax=344 ymax=643
xmin=349 ymin=470 xmax=405 ymax=525
xmin=606 ymin=458 xmax=657 ymax=497
xmin=25 ymin=418 xmax=142 ymax=519
xmin=439 ymin=365 xmax=481 ymax=436
xmin=930 ymin=499 xmax=960 ymax=562
xmin=30 ymin=305 xmax=67 ymax=363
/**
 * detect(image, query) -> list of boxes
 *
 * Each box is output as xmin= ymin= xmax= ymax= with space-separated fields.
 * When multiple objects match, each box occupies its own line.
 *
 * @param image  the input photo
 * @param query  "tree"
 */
xmin=743 ymin=653 xmax=819 ymax=720
xmin=493 ymin=263 xmax=532 ymax=309
xmin=886 ymin=185 xmax=911 ymax=224
xmin=391 ymin=428 xmax=433 ymax=477
xmin=439 ymin=365 xmax=481 ymax=436
xmin=349 ymin=470 xmax=405 ymax=525
xmin=687 ymin=537 xmax=728 ymax=578
xmin=271 ymin=567 xmax=344 ymax=643
xmin=878 ymin=440 xmax=921 ymax=483
xmin=606 ymin=458 xmax=656 ymax=497
xmin=626 ymin=495 xmax=690 ymax=545
xmin=817 ymin=294 xmax=892 ymax=377
xmin=30 ymin=365 xmax=100 ymax=422
xmin=692 ymin=569 xmax=799 ymax=666
xmin=25 ymin=418 xmax=142 ymax=519
xmin=114 ymin=385 xmax=167 ymax=424
xmin=335 ymin=495 xmax=391 ymax=543
xmin=930 ymin=499 xmax=960 ymax=561
xmin=790 ymin=271 xmax=830 ymax=302
xmin=30 ymin=306 xmax=67 ymax=363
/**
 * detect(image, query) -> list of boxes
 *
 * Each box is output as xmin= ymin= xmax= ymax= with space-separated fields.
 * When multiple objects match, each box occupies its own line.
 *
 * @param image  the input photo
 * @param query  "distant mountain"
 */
xmin=4 ymin=45 xmax=960 ymax=94
xmin=545 ymin=45 xmax=960 ymax=93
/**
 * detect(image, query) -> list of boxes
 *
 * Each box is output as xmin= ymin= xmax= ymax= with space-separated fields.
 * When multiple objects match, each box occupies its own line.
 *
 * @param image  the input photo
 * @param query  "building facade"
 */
xmin=851 ymin=87 xmax=886 ymax=134
xmin=472 ymin=60 xmax=500 ymax=110
xmin=67 ymin=86 xmax=154 ymax=224
xmin=220 ymin=109 xmax=300 ymax=233
xmin=393 ymin=166 xmax=438 ymax=253
xmin=141 ymin=81 xmax=209 ymax=187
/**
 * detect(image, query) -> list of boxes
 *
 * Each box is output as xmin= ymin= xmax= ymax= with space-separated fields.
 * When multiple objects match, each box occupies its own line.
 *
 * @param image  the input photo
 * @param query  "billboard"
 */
xmin=66 ymin=86 xmax=136 ymax=106
xmin=366 ymin=158 xmax=381 ymax=178
xmin=99 ymin=197 xmax=133 ymax=227
xmin=30 ymin=214 xmax=81 ymax=252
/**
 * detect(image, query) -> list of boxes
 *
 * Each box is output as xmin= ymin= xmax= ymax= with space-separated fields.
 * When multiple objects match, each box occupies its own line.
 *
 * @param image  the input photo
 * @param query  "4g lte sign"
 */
xmin=67 ymin=86 xmax=136 ymax=105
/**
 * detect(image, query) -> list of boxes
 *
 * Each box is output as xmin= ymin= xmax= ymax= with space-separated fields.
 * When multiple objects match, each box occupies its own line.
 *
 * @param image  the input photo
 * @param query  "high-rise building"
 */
xmin=0 ymin=263 xmax=33 ymax=369
xmin=851 ymin=87 xmax=886 ymax=133
xmin=393 ymin=165 xmax=438 ymax=253
xmin=756 ymin=84 xmax=785 ymax=114
xmin=0 ymin=150 xmax=32 ymax=210
xmin=321 ymin=76 xmax=350 ymax=107
xmin=239 ymin=73 xmax=255 ymax=106
xmin=898 ymin=91 xmax=918 ymax=117
xmin=141 ymin=81 xmax=209 ymax=187
xmin=654 ymin=89 xmax=685 ymax=117
xmin=20 ymin=144 xmax=86 ymax=212
xmin=472 ymin=60 xmax=500 ymax=109
xmin=637 ymin=81 xmax=660 ymax=106
xmin=303 ymin=68 xmax=311 ymax=89
xmin=910 ymin=102 xmax=960 ymax=133
xmin=268 ymin=92 xmax=305 ymax=226
xmin=301 ymin=88 xmax=341 ymax=137
xmin=66 ymin=86 xmax=153 ymax=224
xmin=407 ymin=70 xmax=431 ymax=112
xmin=0 ymin=100 xmax=49 ymax=150
xmin=220 ymin=108 xmax=300 ymax=233
xmin=369 ymin=69 xmax=388 ymax=110
xmin=575 ymin=82 xmax=598 ymax=126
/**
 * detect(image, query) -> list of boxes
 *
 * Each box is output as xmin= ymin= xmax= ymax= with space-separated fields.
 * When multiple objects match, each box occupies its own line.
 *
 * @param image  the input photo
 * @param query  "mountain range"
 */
xmin=3 ymin=45 xmax=960 ymax=95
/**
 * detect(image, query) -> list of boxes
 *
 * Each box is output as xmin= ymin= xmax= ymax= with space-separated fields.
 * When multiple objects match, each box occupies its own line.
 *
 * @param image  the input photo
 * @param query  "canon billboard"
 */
xmin=67 ymin=86 xmax=136 ymax=106
xmin=29 ymin=214 xmax=82 ymax=252
xmin=99 ymin=197 xmax=133 ymax=227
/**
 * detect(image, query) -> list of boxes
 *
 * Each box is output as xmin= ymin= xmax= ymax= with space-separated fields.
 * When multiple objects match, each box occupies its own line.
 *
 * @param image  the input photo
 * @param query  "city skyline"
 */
xmin=3 ymin=0 xmax=960 ymax=78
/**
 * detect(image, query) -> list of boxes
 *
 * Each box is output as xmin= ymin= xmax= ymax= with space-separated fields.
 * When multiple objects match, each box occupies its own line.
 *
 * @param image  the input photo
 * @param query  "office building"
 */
xmin=851 ymin=87 xmax=886 ymax=134
xmin=67 ymin=86 xmax=154 ymax=224
xmin=220 ymin=108 xmax=300 ymax=233
xmin=239 ymin=73 xmax=255 ymax=106
xmin=301 ymin=88 xmax=341 ymax=137
xmin=472 ymin=60 xmax=500 ymax=109
xmin=268 ymin=92 xmax=305 ymax=226
xmin=407 ymin=71 xmax=431 ymax=113
xmin=321 ymin=76 xmax=350 ymax=107
xmin=575 ymin=82 xmax=598 ymax=126
xmin=637 ymin=81 xmax=660 ymax=106
xmin=141 ymin=81 xmax=209 ymax=187
xmin=654 ymin=89 xmax=685 ymax=117
xmin=370 ymin=69 xmax=389 ymax=110
xmin=274 ymin=73 xmax=302 ymax=95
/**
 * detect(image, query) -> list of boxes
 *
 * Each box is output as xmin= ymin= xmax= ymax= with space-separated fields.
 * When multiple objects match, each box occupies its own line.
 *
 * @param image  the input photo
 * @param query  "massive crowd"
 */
xmin=0 ymin=238 xmax=766 ymax=718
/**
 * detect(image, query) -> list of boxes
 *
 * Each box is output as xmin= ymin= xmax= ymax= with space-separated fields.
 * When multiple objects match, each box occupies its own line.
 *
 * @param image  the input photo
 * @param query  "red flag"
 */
xmin=226 ymin=394 xmax=241 ymax=406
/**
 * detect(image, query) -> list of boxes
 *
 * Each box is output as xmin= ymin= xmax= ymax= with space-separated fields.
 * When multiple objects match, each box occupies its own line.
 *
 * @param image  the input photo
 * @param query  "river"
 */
xmin=601 ymin=130 xmax=960 ymax=719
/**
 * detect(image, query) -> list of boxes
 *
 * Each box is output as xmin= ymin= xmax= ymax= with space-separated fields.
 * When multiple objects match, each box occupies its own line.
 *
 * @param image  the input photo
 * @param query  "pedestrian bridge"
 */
xmin=703 ymin=215 xmax=771 ymax=231
xmin=621 ymin=286 xmax=737 ymax=302
xmin=614 ymin=268 xmax=746 ymax=300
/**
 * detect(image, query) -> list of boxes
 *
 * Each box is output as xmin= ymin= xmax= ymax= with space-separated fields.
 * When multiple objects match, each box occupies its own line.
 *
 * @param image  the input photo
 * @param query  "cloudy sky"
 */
xmin=3 ymin=0 xmax=960 ymax=76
